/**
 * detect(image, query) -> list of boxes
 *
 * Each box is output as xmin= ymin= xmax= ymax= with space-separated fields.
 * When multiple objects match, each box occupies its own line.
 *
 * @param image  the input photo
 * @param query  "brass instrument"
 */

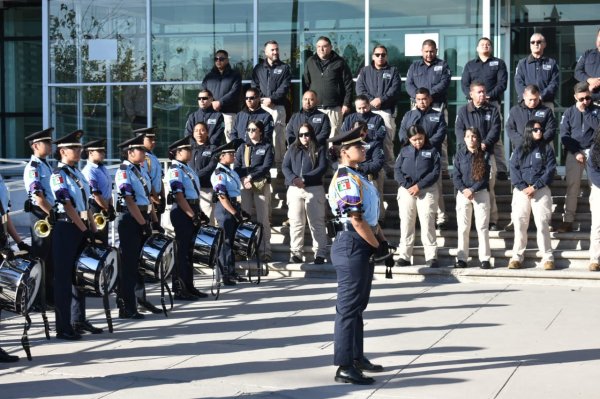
xmin=93 ymin=211 xmax=107 ymax=231
xmin=33 ymin=216 xmax=52 ymax=238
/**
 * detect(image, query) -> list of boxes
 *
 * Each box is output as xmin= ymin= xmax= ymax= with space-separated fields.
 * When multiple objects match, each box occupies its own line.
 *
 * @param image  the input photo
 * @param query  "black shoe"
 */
xmin=314 ymin=256 xmax=325 ymax=265
xmin=426 ymin=259 xmax=439 ymax=268
xmin=138 ymin=299 xmax=162 ymax=314
xmin=0 ymin=348 xmax=19 ymax=363
xmin=233 ymin=273 xmax=248 ymax=283
xmin=354 ymin=357 xmax=384 ymax=373
xmin=436 ymin=221 xmax=449 ymax=230
xmin=223 ymin=277 xmax=237 ymax=286
xmin=504 ymin=221 xmax=514 ymax=232
xmin=489 ymin=223 xmax=499 ymax=231
xmin=454 ymin=260 xmax=467 ymax=268
xmin=334 ymin=366 xmax=375 ymax=385
xmin=289 ymin=254 xmax=302 ymax=263
xmin=496 ymin=171 xmax=508 ymax=180
xmin=73 ymin=320 xmax=103 ymax=334
xmin=189 ymin=287 xmax=208 ymax=298
xmin=174 ymin=292 xmax=199 ymax=301
xmin=480 ymin=260 xmax=492 ymax=269
xmin=394 ymin=258 xmax=411 ymax=267
xmin=118 ymin=309 xmax=145 ymax=319
xmin=56 ymin=331 xmax=82 ymax=341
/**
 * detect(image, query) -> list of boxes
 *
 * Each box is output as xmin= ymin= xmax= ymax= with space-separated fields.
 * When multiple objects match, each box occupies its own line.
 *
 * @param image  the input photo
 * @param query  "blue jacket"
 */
xmin=282 ymin=144 xmax=327 ymax=187
xmin=355 ymin=63 xmax=402 ymax=113
xmin=452 ymin=145 xmax=491 ymax=193
xmin=230 ymin=107 xmax=274 ymax=143
xmin=398 ymin=107 xmax=447 ymax=150
xmin=455 ymin=102 xmax=501 ymax=152
xmin=286 ymin=108 xmax=331 ymax=146
xmin=251 ymin=59 xmax=292 ymax=106
xmin=575 ymin=49 xmax=600 ymax=102
xmin=394 ymin=144 xmax=440 ymax=190
xmin=405 ymin=58 xmax=452 ymax=104
xmin=202 ymin=65 xmax=242 ymax=114
xmin=341 ymin=111 xmax=386 ymax=143
xmin=510 ymin=144 xmax=556 ymax=190
xmin=358 ymin=139 xmax=385 ymax=179
xmin=461 ymin=56 xmax=508 ymax=102
xmin=185 ymin=107 xmax=225 ymax=146
xmin=587 ymin=145 xmax=600 ymax=187
xmin=189 ymin=141 xmax=218 ymax=188
xmin=514 ymin=55 xmax=559 ymax=102
xmin=234 ymin=139 xmax=274 ymax=183
xmin=560 ymin=104 xmax=600 ymax=154
xmin=506 ymin=101 xmax=557 ymax=148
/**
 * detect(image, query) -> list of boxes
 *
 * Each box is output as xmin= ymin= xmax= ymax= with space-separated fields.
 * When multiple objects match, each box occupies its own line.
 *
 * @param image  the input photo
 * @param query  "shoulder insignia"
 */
xmin=30 ymin=160 xmax=39 ymax=167
xmin=119 ymin=164 xmax=128 ymax=170
xmin=337 ymin=167 xmax=348 ymax=177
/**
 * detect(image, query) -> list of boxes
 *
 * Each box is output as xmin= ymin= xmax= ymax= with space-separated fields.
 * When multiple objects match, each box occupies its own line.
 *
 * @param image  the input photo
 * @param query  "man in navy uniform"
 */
xmin=574 ymin=29 xmax=600 ymax=106
xmin=230 ymin=87 xmax=274 ymax=143
xmin=286 ymin=90 xmax=331 ymax=146
xmin=185 ymin=89 xmax=225 ymax=146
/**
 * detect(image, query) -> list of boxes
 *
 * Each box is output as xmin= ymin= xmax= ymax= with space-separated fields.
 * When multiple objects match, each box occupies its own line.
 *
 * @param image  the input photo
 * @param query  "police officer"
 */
xmin=327 ymin=126 xmax=387 ymax=385
xmin=185 ymin=89 xmax=225 ymax=145
xmin=506 ymin=84 xmax=557 ymax=149
xmin=282 ymin=123 xmax=328 ymax=264
xmin=189 ymin=121 xmax=218 ymax=223
xmin=50 ymin=130 xmax=103 ymax=339
xmin=557 ymin=82 xmax=600 ymax=233
xmin=508 ymin=120 xmax=556 ymax=270
xmin=81 ymin=139 xmax=115 ymax=245
xmin=167 ymin=136 xmax=209 ymax=300
xmin=286 ymin=90 xmax=331 ymax=146
xmin=229 ymin=87 xmax=274 ymax=143
xmin=575 ymin=29 xmax=600 ymax=105
xmin=586 ymin=127 xmax=600 ymax=271
xmin=23 ymin=128 xmax=56 ymax=309
xmin=211 ymin=139 xmax=246 ymax=286
xmin=115 ymin=134 xmax=161 ymax=318
xmin=134 ymin=127 xmax=166 ymax=221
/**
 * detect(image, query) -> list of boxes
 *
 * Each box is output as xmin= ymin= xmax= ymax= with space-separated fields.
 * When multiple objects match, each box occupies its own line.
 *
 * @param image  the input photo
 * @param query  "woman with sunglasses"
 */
xmin=282 ymin=123 xmax=328 ymax=264
xmin=508 ymin=120 xmax=556 ymax=270
xmin=234 ymin=120 xmax=274 ymax=262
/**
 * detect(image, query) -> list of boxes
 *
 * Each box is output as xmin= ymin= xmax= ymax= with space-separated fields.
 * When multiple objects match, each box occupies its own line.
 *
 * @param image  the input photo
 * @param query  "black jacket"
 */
xmin=303 ymin=51 xmax=353 ymax=108
xmin=234 ymin=139 xmax=274 ymax=183
xmin=586 ymin=145 xmax=600 ymax=187
xmin=514 ymin=55 xmax=559 ymax=102
xmin=560 ymin=104 xmax=600 ymax=154
xmin=358 ymin=139 xmax=385 ymax=179
xmin=461 ymin=56 xmax=508 ymax=102
xmin=251 ymin=59 xmax=292 ymax=106
xmin=506 ymin=102 xmax=557 ymax=148
xmin=202 ymin=65 xmax=242 ymax=113
xmin=455 ymin=102 xmax=501 ymax=152
xmin=452 ymin=145 xmax=491 ymax=193
xmin=355 ymin=63 xmax=402 ymax=113
xmin=510 ymin=144 xmax=556 ymax=190
xmin=405 ymin=58 xmax=452 ymax=104
xmin=185 ymin=107 xmax=225 ymax=146
xmin=282 ymin=145 xmax=327 ymax=187
xmin=286 ymin=108 xmax=331 ymax=146
xmin=398 ymin=108 xmax=447 ymax=150
xmin=341 ymin=111 xmax=386 ymax=143
xmin=575 ymin=49 xmax=600 ymax=102
xmin=189 ymin=141 xmax=218 ymax=188
xmin=230 ymin=108 xmax=274 ymax=143
xmin=394 ymin=144 xmax=440 ymax=190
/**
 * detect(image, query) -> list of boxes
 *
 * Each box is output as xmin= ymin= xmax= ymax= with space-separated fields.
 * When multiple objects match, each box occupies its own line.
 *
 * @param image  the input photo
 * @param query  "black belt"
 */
xmin=56 ymin=212 xmax=89 ymax=224
xmin=187 ymin=199 xmax=200 ymax=205
xmin=120 ymin=205 xmax=149 ymax=214
xmin=340 ymin=222 xmax=377 ymax=234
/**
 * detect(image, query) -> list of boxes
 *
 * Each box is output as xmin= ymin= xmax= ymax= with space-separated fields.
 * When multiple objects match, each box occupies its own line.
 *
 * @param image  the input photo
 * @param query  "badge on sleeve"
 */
xmin=121 ymin=170 xmax=127 ymax=179
xmin=29 ymin=169 xmax=38 ymax=179
xmin=337 ymin=178 xmax=352 ymax=192
xmin=169 ymin=169 xmax=180 ymax=179
xmin=51 ymin=174 xmax=64 ymax=185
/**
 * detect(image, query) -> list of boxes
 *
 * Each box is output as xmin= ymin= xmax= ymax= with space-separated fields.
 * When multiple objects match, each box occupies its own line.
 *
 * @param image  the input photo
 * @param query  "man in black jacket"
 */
xmin=286 ymin=90 xmax=331 ymax=146
xmin=506 ymin=84 xmax=557 ymax=149
xmin=230 ymin=87 xmax=274 ymax=143
xmin=303 ymin=36 xmax=353 ymax=139
xmin=185 ymin=89 xmax=225 ymax=146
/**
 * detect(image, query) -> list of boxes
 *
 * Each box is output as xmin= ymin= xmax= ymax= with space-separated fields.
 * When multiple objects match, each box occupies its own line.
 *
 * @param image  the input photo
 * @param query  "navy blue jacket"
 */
xmin=560 ymin=104 xmax=600 ymax=154
xmin=358 ymin=139 xmax=385 ymax=179
xmin=575 ymin=49 xmax=600 ymax=102
xmin=202 ymin=65 xmax=242 ymax=113
xmin=510 ymin=143 xmax=556 ymax=190
xmin=506 ymin=102 xmax=557 ymax=148
xmin=251 ymin=59 xmax=292 ymax=106
xmin=452 ymin=145 xmax=491 ymax=193
xmin=185 ymin=107 xmax=225 ymax=146
xmin=405 ymin=58 xmax=452 ymax=104
xmin=282 ymin=144 xmax=327 ymax=187
xmin=587 ymin=145 xmax=600 ymax=187
xmin=355 ymin=63 xmax=402 ymax=113
xmin=394 ymin=144 xmax=440 ymax=190
xmin=230 ymin=108 xmax=274 ymax=143
xmin=303 ymin=51 xmax=353 ymax=108
xmin=189 ymin=141 xmax=218 ymax=188
xmin=461 ymin=56 xmax=508 ymax=102
xmin=398 ymin=107 xmax=447 ymax=150
xmin=341 ymin=111 xmax=386 ymax=143
xmin=455 ymin=102 xmax=501 ymax=152
xmin=286 ymin=108 xmax=331 ymax=146
xmin=514 ymin=55 xmax=559 ymax=102
xmin=234 ymin=139 xmax=274 ymax=183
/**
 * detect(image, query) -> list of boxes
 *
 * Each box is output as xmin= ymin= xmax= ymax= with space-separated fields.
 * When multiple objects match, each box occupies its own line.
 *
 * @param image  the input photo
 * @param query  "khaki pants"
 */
xmin=241 ymin=183 xmax=272 ymax=257
xmin=510 ymin=186 xmax=553 ymax=263
xmin=435 ymin=170 xmax=447 ymax=224
xmin=564 ymin=151 xmax=587 ymax=223
xmin=371 ymin=109 xmax=396 ymax=171
xmin=223 ymin=113 xmax=235 ymax=142
xmin=397 ymin=185 xmax=438 ymax=261
xmin=320 ymin=107 xmax=343 ymax=139
xmin=286 ymin=185 xmax=328 ymax=258
xmin=590 ymin=184 xmax=600 ymax=263
xmin=456 ymin=189 xmax=491 ymax=262
xmin=488 ymin=154 xmax=498 ymax=224
xmin=262 ymin=104 xmax=286 ymax=167
xmin=199 ymin=187 xmax=215 ymax=225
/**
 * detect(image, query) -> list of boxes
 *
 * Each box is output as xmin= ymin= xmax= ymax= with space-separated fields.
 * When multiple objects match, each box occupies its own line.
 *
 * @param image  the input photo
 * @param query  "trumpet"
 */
xmin=33 ymin=217 xmax=52 ymax=238
xmin=93 ymin=211 xmax=108 ymax=231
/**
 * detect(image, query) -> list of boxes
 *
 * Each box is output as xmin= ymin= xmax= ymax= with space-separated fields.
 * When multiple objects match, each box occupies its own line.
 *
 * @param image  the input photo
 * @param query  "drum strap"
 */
xmin=61 ymin=166 xmax=88 ymax=211
xmin=177 ymin=164 xmax=201 ymax=199
xmin=130 ymin=165 xmax=153 ymax=211
xmin=0 ymin=200 xmax=8 ymax=238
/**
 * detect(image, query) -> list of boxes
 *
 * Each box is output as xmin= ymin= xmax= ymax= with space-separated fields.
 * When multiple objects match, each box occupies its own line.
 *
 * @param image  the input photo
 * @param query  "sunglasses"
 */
xmin=298 ymin=132 xmax=311 ymax=138
xmin=373 ymin=53 xmax=387 ymax=57
xmin=214 ymin=56 xmax=228 ymax=61
xmin=532 ymin=128 xmax=543 ymax=132
xmin=576 ymin=96 xmax=592 ymax=102
xmin=246 ymin=127 xmax=259 ymax=133
xmin=530 ymin=40 xmax=544 ymax=45
xmin=245 ymin=96 xmax=258 ymax=100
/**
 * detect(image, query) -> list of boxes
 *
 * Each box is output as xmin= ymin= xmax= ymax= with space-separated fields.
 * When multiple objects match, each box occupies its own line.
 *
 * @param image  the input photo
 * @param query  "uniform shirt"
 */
xmin=168 ymin=160 xmax=200 ymax=200
xmin=234 ymin=140 xmax=274 ymax=183
xmin=211 ymin=163 xmax=242 ymax=199
xmin=282 ymin=144 xmax=327 ymax=187
xmin=23 ymin=155 xmax=55 ymax=206
xmin=189 ymin=141 xmax=218 ymax=188
xmin=115 ymin=160 xmax=152 ymax=206
xmin=81 ymin=161 xmax=112 ymax=201
xmin=506 ymin=102 xmax=557 ymax=148
xmin=251 ymin=59 xmax=292 ymax=106
xmin=303 ymin=51 xmax=353 ymax=108
xmin=229 ymin=107 xmax=274 ymax=143
xmin=0 ymin=174 xmax=10 ymax=214
xmin=286 ymin=108 xmax=331 ymax=146
xmin=461 ymin=56 xmax=508 ymax=102
xmin=510 ymin=144 xmax=556 ymax=190
xmin=50 ymin=163 xmax=90 ymax=213
xmin=398 ymin=107 xmax=447 ymax=150
xmin=560 ymin=104 xmax=600 ymax=154
xmin=587 ymin=145 xmax=600 ymax=187
xmin=341 ymin=111 xmax=386 ymax=143
xmin=574 ymin=49 xmax=600 ymax=102
xmin=201 ymin=65 xmax=242 ymax=114
xmin=142 ymin=150 xmax=163 ymax=194
xmin=452 ymin=145 xmax=491 ymax=193
xmin=455 ymin=102 xmax=501 ymax=152
xmin=394 ymin=144 xmax=440 ymax=190
xmin=184 ymin=107 xmax=225 ymax=146
xmin=328 ymin=166 xmax=379 ymax=227
xmin=355 ymin=63 xmax=402 ymax=113
xmin=358 ymin=139 xmax=385 ymax=179
xmin=405 ymin=58 xmax=452 ymax=104
xmin=514 ymin=55 xmax=559 ymax=102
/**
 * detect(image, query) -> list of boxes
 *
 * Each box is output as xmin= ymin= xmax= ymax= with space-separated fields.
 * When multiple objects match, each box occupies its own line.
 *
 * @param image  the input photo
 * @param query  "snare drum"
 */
xmin=192 ymin=225 xmax=223 ymax=268
xmin=233 ymin=222 xmax=263 ymax=258
xmin=0 ymin=256 xmax=42 ymax=314
xmin=75 ymin=245 xmax=119 ymax=295
xmin=140 ymin=233 xmax=175 ymax=280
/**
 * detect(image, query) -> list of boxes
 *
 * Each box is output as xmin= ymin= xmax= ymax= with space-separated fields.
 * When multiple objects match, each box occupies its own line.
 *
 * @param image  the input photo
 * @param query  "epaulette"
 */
xmin=214 ymin=168 xmax=222 ymax=175
xmin=52 ymin=167 xmax=61 ymax=173
xmin=119 ymin=164 xmax=128 ymax=170
xmin=337 ymin=167 xmax=348 ymax=177
xmin=29 ymin=160 xmax=39 ymax=168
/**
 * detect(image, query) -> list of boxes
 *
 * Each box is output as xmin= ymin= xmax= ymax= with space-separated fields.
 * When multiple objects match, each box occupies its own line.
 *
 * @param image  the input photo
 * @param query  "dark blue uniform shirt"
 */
xmin=286 ymin=108 xmax=331 ymax=146
xmin=455 ymin=102 xmax=501 ymax=152
xmin=341 ymin=111 xmax=386 ymax=143
xmin=355 ymin=63 xmax=402 ymax=113
xmin=514 ymin=55 xmax=559 ymax=102
xmin=282 ymin=145 xmax=327 ymax=187
xmin=185 ymin=107 xmax=225 ymax=146
xmin=398 ymin=107 xmax=447 ymax=150
xmin=510 ymin=144 xmax=556 ymax=190
xmin=506 ymin=102 xmax=557 ymax=148
xmin=394 ymin=144 xmax=440 ymax=190
xmin=560 ymin=104 xmax=600 ymax=154
xmin=251 ymin=59 xmax=292 ymax=106
xmin=201 ymin=65 xmax=242 ymax=114
xmin=575 ymin=49 xmax=600 ymax=102
xmin=234 ymin=139 xmax=274 ymax=183
xmin=230 ymin=107 xmax=274 ymax=143
xmin=461 ymin=56 xmax=508 ymax=102
xmin=452 ymin=145 xmax=491 ymax=192
xmin=405 ymin=58 xmax=452 ymax=104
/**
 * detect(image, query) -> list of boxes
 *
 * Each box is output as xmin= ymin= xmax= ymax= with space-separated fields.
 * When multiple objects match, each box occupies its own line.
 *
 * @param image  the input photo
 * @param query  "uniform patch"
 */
xmin=535 ymin=110 xmax=546 ymax=118
xmin=274 ymin=68 xmax=283 ymax=75
xmin=336 ymin=178 xmax=352 ymax=191
xmin=364 ymin=144 xmax=371 ymax=150
xmin=28 ymin=169 xmax=38 ymax=179
xmin=485 ymin=113 xmax=491 ymax=121
xmin=312 ymin=117 xmax=322 ymax=123
xmin=51 ymin=174 xmax=64 ymax=185
xmin=489 ymin=61 xmax=499 ymax=67
xmin=421 ymin=151 xmax=432 ymax=158
xmin=434 ymin=65 xmax=443 ymax=72
xmin=543 ymin=64 xmax=552 ymax=70
xmin=368 ymin=124 xmax=375 ymax=129
xmin=382 ymin=72 xmax=392 ymax=79
xmin=202 ymin=150 xmax=212 ymax=157
xmin=120 ymin=171 xmax=127 ymax=179
xmin=429 ymin=116 xmax=440 ymax=122
xmin=535 ymin=153 xmax=542 ymax=159
xmin=207 ymin=118 xmax=216 ymax=125
xmin=256 ymin=148 xmax=266 ymax=155
xmin=218 ymin=175 xmax=223 ymax=181
xmin=169 ymin=169 xmax=180 ymax=179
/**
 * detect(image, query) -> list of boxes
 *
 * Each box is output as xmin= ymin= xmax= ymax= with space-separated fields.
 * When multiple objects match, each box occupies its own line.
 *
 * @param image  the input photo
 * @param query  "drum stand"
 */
xmin=37 ymin=258 xmax=51 ymax=339
xmin=159 ymin=245 xmax=173 ymax=317
xmin=245 ymin=223 xmax=264 ymax=285
xmin=100 ymin=264 xmax=114 ymax=333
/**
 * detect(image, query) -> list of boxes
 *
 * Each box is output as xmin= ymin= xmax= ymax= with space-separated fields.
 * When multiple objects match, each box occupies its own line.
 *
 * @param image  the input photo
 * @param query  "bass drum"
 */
xmin=0 ymin=256 xmax=42 ymax=314
xmin=140 ymin=233 xmax=175 ymax=280
xmin=233 ymin=222 xmax=263 ymax=258
xmin=75 ymin=245 xmax=119 ymax=295
xmin=192 ymin=225 xmax=223 ymax=268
